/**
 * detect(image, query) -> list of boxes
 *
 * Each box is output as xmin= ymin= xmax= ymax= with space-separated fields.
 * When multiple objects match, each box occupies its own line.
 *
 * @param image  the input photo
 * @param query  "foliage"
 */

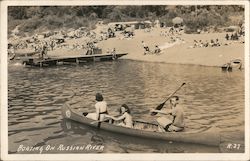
xmin=8 ymin=5 xmax=244 ymax=35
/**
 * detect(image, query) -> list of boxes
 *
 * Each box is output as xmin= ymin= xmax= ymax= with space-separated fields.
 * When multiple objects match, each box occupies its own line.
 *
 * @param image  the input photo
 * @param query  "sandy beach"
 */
xmin=103 ymin=30 xmax=244 ymax=67
xmin=43 ymin=28 xmax=244 ymax=68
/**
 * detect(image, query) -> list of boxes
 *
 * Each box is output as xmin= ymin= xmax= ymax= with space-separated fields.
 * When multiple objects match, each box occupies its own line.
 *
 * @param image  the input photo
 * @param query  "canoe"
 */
xmin=61 ymin=103 xmax=220 ymax=146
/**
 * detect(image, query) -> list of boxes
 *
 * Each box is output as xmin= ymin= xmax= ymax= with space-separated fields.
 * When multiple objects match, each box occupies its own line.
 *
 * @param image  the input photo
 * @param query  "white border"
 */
xmin=1 ymin=0 xmax=249 ymax=161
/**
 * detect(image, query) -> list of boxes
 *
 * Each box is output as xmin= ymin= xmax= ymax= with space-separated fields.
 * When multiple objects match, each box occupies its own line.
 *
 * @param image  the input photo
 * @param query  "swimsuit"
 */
xmin=99 ymin=111 xmax=108 ymax=114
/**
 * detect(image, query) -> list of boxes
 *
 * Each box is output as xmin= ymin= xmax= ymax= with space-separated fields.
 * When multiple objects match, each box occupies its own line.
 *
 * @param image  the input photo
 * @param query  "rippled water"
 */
xmin=8 ymin=60 xmax=245 ymax=153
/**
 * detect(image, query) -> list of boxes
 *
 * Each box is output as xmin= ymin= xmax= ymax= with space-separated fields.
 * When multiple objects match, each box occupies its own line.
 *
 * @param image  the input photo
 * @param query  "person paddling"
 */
xmin=106 ymin=104 xmax=133 ymax=128
xmin=151 ymin=96 xmax=185 ymax=132
xmin=85 ymin=93 xmax=109 ymax=121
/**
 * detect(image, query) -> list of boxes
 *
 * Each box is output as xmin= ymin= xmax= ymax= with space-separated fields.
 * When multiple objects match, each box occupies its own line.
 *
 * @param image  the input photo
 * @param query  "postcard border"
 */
xmin=1 ymin=0 xmax=249 ymax=161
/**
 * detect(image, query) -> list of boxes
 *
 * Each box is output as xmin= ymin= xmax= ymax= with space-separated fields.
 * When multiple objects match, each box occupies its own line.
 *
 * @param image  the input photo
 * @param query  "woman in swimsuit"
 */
xmin=85 ymin=93 xmax=109 ymax=121
xmin=106 ymin=104 xmax=133 ymax=128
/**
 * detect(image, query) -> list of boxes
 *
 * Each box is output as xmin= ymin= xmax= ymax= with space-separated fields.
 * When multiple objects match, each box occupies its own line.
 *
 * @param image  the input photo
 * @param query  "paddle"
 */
xmin=151 ymin=82 xmax=186 ymax=116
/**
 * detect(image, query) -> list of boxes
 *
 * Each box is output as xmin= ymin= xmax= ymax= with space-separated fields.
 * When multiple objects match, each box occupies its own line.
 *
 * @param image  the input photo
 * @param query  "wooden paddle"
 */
xmin=151 ymin=83 xmax=186 ymax=116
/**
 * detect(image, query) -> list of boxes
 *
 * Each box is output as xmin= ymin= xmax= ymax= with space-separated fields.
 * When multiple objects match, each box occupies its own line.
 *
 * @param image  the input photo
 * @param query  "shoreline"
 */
xmin=120 ymin=58 xmax=227 ymax=68
xmin=97 ymin=29 xmax=244 ymax=68
xmin=13 ymin=28 xmax=245 ymax=68
xmin=119 ymin=45 xmax=245 ymax=68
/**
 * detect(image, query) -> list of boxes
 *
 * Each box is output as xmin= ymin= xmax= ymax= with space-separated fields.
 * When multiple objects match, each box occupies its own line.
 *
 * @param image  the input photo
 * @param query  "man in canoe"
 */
xmin=85 ymin=93 xmax=109 ymax=121
xmin=151 ymin=96 xmax=185 ymax=132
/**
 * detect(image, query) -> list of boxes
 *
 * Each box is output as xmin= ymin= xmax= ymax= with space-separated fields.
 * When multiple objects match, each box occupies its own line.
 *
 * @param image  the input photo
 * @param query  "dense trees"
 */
xmin=8 ymin=5 xmax=244 ymax=36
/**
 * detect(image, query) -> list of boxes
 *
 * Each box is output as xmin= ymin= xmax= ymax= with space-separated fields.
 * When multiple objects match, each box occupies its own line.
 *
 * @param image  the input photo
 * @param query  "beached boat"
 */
xmin=221 ymin=59 xmax=242 ymax=71
xmin=22 ymin=52 xmax=128 ymax=67
xmin=61 ymin=103 xmax=220 ymax=146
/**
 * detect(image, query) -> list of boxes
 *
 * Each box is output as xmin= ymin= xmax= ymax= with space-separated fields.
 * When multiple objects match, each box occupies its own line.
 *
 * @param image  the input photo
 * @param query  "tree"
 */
xmin=8 ymin=7 xmax=28 ymax=19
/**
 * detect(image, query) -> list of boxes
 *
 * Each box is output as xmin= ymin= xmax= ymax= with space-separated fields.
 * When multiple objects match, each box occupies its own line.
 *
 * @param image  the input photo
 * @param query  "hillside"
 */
xmin=8 ymin=5 xmax=244 ymax=37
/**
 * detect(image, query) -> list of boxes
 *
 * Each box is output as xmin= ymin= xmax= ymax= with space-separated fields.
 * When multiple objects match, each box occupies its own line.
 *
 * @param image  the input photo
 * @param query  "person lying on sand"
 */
xmin=141 ymin=41 xmax=150 ymax=55
xmin=154 ymin=45 xmax=161 ymax=54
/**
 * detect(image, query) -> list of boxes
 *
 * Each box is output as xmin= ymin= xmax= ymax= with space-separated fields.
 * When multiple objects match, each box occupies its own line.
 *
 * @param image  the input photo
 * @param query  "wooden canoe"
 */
xmin=61 ymin=103 xmax=220 ymax=146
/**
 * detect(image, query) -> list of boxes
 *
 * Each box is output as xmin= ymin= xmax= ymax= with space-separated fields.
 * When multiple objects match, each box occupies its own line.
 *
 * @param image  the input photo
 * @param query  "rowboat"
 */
xmin=221 ymin=59 xmax=242 ymax=71
xmin=62 ymin=103 xmax=220 ymax=146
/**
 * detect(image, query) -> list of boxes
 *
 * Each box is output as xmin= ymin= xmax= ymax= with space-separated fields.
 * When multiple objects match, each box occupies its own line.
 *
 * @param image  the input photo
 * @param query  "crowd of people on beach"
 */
xmin=190 ymin=30 xmax=245 ymax=49
xmin=224 ymin=24 xmax=245 ymax=43
xmin=9 ymin=20 xmax=245 ymax=60
xmin=225 ymin=32 xmax=244 ymax=41
xmin=191 ymin=39 xmax=221 ymax=48
xmin=9 ymin=22 xmax=138 ymax=59
xmin=160 ymin=27 xmax=183 ymax=37
xmin=8 ymin=27 xmax=107 ymax=58
xmin=141 ymin=41 xmax=161 ymax=55
xmin=160 ymin=27 xmax=185 ymax=43
xmin=141 ymin=26 xmax=185 ymax=55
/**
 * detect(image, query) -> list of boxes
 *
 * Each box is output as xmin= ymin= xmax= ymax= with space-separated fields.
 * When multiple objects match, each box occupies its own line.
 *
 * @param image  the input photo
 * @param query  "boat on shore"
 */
xmin=61 ymin=103 xmax=220 ymax=146
xmin=221 ymin=59 xmax=242 ymax=71
xmin=21 ymin=52 xmax=128 ymax=67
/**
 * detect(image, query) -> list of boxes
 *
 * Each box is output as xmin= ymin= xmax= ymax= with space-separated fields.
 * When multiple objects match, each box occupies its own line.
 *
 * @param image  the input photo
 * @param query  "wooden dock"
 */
xmin=22 ymin=53 xmax=128 ymax=67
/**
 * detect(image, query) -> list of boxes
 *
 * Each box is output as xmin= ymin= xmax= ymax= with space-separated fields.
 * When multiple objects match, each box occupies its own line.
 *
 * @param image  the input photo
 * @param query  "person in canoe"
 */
xmin=151 ymin=96 xmax=185 ymax=132
xmin=105 ymin=104 xmax=133 ymax=128
xmin=84 ymin=93 xmax=109 ymax=121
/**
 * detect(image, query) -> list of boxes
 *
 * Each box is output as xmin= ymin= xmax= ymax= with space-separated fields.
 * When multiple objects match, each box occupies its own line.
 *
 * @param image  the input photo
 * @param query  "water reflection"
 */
xmin=8 ymin=60 xmax=244 ymax=153
xmin=61 ymin=119 xmax=220 ymax=153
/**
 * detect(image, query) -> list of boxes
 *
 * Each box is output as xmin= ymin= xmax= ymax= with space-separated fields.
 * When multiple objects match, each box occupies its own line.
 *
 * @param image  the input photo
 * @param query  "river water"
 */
xmin=8 ymin=60 xmax=245 ymax=153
